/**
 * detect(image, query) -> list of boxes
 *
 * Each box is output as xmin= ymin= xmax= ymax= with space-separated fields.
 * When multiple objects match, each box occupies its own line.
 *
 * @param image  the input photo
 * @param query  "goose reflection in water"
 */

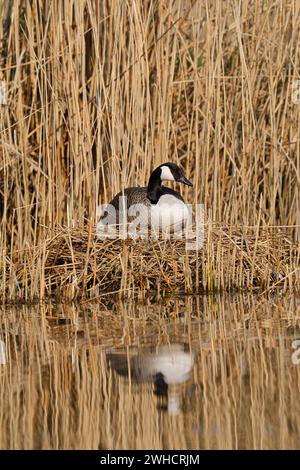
xmin=107 ymin=343 xmax=195 ymax=416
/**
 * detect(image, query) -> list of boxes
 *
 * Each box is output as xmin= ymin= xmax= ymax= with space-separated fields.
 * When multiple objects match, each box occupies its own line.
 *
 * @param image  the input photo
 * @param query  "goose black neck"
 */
xmin=147 ymin=167 xmax=162 ymax=204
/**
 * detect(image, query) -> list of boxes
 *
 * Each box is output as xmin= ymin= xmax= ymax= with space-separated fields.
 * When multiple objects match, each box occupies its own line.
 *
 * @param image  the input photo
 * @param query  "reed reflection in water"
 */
xmin=0 ymin=294 xmax=300 ymax=449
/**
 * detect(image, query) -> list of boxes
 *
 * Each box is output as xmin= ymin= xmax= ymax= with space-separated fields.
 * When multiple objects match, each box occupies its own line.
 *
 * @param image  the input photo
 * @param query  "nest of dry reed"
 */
xmin=6 ymin=225 xmax=298 ymax=302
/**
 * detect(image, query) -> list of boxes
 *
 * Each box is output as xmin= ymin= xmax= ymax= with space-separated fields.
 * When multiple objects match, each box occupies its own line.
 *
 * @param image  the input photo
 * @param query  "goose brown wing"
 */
xmin=108 ymin=187 xmax=150 ymax=210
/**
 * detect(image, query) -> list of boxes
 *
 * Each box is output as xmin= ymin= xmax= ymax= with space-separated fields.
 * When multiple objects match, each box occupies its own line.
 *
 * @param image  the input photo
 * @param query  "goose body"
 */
xmin=107 ymin=344 xmax=194 ymax=385
xmin=97 ymin=162 xmax=193 ymax=237
xmin=107 ymin=344 xmax=194 ymax=416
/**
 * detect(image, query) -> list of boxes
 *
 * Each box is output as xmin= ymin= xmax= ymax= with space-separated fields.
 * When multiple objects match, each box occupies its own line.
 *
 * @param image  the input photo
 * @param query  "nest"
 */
xmin=6 ymin=224 xmax=299 ymax=302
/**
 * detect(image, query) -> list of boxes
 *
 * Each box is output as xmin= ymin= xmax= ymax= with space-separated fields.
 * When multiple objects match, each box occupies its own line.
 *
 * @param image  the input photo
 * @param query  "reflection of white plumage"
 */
xmin=107 ymin=344 xmax=194 ymax=416
xmin=135 ymin=344 xmax=194 ymax=385
xmin=108 ymin=344 xmax=194 ymax=384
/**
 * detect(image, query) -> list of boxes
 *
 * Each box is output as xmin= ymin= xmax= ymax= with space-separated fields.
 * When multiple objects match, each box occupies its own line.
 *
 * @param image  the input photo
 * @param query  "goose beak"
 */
xmin=177 ymin=175 xmax=193 ymax=187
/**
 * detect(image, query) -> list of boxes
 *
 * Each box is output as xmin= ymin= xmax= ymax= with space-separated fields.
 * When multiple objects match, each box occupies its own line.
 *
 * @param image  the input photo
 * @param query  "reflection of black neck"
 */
xmin=154 ymin=373 xmax=168 ymax=396
xmin=147 ymin=168 xmax=162 ymax=204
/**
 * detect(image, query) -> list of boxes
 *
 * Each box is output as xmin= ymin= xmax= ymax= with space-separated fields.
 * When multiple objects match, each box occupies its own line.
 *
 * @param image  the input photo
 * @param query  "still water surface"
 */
xmin=0 ymin=294 xmax=300 ymax=449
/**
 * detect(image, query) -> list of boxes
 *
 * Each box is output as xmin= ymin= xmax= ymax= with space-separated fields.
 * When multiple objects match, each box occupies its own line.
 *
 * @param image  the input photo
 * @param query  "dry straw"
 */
xmin=0 ymin=0 xmax=299 ymax=301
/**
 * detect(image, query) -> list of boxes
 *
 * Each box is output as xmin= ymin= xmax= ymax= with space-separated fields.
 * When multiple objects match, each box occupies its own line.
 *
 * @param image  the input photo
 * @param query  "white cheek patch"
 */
xmin=160 ymin=165 xmax=175 ymax=181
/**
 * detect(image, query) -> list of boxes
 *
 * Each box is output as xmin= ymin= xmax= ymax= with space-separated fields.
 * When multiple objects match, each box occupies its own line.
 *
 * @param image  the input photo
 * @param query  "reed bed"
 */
xmin=0 ymin=0 xmax=300 ymax=301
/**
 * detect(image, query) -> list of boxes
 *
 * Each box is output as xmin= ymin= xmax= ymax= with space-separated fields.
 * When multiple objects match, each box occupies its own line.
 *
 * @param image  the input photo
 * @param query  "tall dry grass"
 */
xmin=0 ymin=0 xmax=299 ymax=300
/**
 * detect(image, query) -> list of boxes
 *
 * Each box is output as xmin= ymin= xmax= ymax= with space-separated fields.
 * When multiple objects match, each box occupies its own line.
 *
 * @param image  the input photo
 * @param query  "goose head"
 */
xmin=158 ymin=162 xmax=193 ymax=187
xmin=147 ymin=162 xmax=193 ymax=204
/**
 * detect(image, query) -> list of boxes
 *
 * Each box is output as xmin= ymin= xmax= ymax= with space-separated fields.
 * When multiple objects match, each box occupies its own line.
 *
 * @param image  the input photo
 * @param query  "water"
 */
xmin=0 ymin=294 xmax=299 ymax=449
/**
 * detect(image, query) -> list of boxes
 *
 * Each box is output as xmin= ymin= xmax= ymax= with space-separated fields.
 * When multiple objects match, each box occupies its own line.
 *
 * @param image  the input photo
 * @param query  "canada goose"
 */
xmin=97 ymin=162 xmax=193 ymax=237
xmin=107 ymin=343 xmax=194 ymax=415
